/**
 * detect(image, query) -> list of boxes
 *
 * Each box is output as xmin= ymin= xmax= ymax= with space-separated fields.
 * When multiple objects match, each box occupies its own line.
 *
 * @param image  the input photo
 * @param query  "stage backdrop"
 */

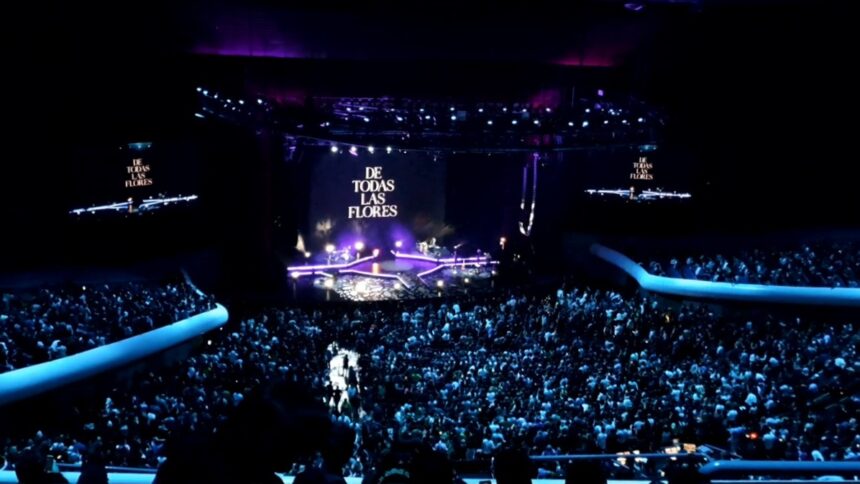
xmin=304 ymin=147 xmax=446 ymax=251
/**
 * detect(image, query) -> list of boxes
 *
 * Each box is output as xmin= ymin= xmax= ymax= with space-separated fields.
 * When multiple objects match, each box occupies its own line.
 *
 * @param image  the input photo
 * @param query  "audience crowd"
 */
xmin=645 ymin=241 xmax=860 ymax=287
xmin=1 ymin=281 xmax=858 ymax=480
xmin=0 ymin=280 xmax=216 ymax=373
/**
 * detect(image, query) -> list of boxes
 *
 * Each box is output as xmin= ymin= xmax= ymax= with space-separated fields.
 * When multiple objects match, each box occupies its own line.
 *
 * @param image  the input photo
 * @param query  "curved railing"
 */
xmin=591 ymin=243 xmax=860 ymax=307
xmin=0 ymin=304 xmax=229 ymax=406
xmin=0 ymin=472 xmax=620 ymax=484
xmin=1 ymin=458 xmax=857 ymax=483
xmin=700 ymin=459 xmax=860 ymax=477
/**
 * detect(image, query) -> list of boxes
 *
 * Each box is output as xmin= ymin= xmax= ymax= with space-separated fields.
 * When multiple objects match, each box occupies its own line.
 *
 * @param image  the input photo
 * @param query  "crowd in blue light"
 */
xmin=2 ymin=284 xmax=856 ymax=480
xmin=645 ymin=241 xmax=860 ymax=287
xmin=0 ymin=280 xmax=215 ymax=373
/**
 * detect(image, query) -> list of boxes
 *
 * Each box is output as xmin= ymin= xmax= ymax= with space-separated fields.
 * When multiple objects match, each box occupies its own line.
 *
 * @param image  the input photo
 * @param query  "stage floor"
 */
xmin=288 ymin=252 xmax=497 ymax=302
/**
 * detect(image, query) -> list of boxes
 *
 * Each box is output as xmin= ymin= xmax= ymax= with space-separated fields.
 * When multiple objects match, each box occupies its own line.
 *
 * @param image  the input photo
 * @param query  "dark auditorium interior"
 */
xmin=1 ymin=2 xmax=858 ymax=484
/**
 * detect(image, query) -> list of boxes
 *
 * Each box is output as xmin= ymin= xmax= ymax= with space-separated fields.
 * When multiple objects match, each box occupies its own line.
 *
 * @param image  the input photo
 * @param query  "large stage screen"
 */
xmin=305 ymin=147 xmax=446 ymax=252
xmin=69 ymin=140 xmax=201 ymax=209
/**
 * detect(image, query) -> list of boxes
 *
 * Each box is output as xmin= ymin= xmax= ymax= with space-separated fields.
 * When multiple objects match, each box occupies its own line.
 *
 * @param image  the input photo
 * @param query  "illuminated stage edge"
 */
xmin=287 ymin=250 xmax=498 ymax=296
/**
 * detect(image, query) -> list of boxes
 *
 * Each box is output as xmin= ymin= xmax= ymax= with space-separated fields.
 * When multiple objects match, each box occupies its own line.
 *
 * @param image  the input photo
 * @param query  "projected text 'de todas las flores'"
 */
xmin=348 ymin=166 xmax=398 ymax=219
xmin=125 ymin=157 xmax=154 ymax=188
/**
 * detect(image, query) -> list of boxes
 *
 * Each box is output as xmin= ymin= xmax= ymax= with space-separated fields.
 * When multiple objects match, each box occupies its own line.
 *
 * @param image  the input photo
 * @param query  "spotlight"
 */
xmin=372 ymin=248 xmax=380 ymax=257
xmin=238 ymin=99 xmax=244 ymax=105
xmin=396 ymin=116 xmax=404 ymax=122
xmin=292 ymin=272 xmax=300 ymax=279
xmin=324 ymin=278 xmax=334 ymax=289
xmin=582 ymin=121 xmax=589 ymax=128
xmin=487 ymin=120 xmax=493 ymax=125
xmin=368 ymin=146 xmax=375 ymax=154
xmin=450 ymin=107 xmax=455 ymax=111
xmin=419 ymin=108 xmax=425 ymax=112
xmin=346 ymin=107 xmax=352 ymax=112
xmin=394 ymin=240 xmax=403 ymax=249
xmin=545 ymin=107 xmax=552 ymax=112
xmin=363 ymin=117 xmax=370 ymax=123
xmin=585 ymin=108 xmax=591 ymax=113
xmin=511 ymin=119 xmax=518 ymax=125
xmin=394 ymin=282 xmax=402 ymax=290
xmin=202 ymin=90 xmax=209 ymax=96
xmin=355 ymin=241 xmax=365 ymax=252
xmin=522 ymin=108 xmax=527 ymax=113
xmin=478 ymin=108 xmax=484 ymax=113
xmin=325 ymin=244 xmax=335 ymax=253
xmin=637 ymin=117 xmax=644 ymax=123
xmin=464 ymin=278 xmax=470 ymax=284
xmin=304 ymin=252 xmax=312 ymax=258
xmin=597 ymin=89 xmax=605 ymax=97
xmin=196 ymin=87 xmax=202 ymax=92
xmin=424 ymin=115 xmax=431 ymax=120
xmin=502 ymin=107 xmax=508 ymax=112
xmin=451 ymin=115 xmax=457 ymax=121
xmin=330 ymin=145 xmax=339 ymax=153
xmin=386 ymin=146 xmax=393 ymax=154
xmin=257 ymin=98 xmax=263 ymax=105
xmin=436 ymin=279 xmax=444 ymax=288
xmin=568 ymin=121 xmax=574 ymax=127
xmin=533 ymin=119 xmax=540 ymax=125
xmin=604 ymin=120 xmax=609 ymax=125
xmin=349 ymin=146 xmax=358 ymax=156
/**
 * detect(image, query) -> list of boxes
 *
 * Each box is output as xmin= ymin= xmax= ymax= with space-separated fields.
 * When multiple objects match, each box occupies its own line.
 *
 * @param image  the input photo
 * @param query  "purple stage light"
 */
xmin=286 ymin=253 xmax=378 ymax=272
xmin=393 ymin=252 xmax=490 ymax=264
xmin=416 ymin=261 xmax=499 ymax=279
xmin=339 ymin=270 xmax=411 ymax=288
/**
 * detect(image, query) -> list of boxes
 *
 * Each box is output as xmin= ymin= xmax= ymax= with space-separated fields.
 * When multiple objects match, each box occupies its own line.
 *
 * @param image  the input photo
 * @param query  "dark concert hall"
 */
xmin=1 ymin=2 xmax=858 ymax=483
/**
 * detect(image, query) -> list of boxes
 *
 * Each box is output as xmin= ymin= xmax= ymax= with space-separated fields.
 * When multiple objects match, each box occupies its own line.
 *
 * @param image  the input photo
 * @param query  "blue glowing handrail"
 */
xmin=700 ymin=460 xmax=860 ymax=476
xmin=530 ymin=453 xmax=700 ymax=461
xmin=0 ymin=304 xmax=229 ymax=406
xmin=591 ymin=244 xmax=860 ymax=307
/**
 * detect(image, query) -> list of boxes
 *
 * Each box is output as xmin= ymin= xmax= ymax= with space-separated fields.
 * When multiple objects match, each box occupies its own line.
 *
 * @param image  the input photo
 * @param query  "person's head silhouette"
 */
xmin=492 ymin=448 xmax=534 ymax=484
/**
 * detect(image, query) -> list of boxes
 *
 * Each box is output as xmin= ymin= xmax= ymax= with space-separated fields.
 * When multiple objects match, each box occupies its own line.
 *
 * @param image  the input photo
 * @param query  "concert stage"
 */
xmin=287 ymin=249 xmax=498 ymax=302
